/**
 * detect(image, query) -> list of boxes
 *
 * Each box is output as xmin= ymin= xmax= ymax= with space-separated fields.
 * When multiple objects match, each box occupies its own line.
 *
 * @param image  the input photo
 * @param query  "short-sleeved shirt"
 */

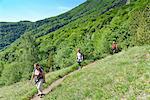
xmin=77 ymin=52 xmax=83 ymax=62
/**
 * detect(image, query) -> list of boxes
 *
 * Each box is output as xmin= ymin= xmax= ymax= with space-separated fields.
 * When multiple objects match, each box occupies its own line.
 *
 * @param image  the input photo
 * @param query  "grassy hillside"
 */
xmin=0 ymin=0 xmax=149 ymax=86
xmin=0 ymin=64 xmax=77 ymax=100
xmin=0 ymin=46 xmax=149 ymax=100
xmin=44 ymin=46 xmax=150 ymax=100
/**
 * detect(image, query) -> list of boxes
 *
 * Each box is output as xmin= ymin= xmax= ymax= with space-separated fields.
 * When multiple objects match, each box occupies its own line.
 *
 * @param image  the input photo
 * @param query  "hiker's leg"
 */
xmin=78 ymin=62 xmax=81 ymax=70
xmin=37 ymin=79 xmax=43 ymax=95
xmin=36 ymin=83 xmax=41 ymax=95
xmin=39 ymin=79 xmax=44 ymax=94
xmin=36 ymin=83 xmax=40 ymax=95
xmin=112 ymin=49 xmax=115 ymax=54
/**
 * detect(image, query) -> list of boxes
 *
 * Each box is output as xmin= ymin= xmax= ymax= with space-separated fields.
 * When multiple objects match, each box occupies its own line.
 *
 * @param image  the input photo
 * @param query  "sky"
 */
xmin=0 ymin=0 xmax=86 ymax=22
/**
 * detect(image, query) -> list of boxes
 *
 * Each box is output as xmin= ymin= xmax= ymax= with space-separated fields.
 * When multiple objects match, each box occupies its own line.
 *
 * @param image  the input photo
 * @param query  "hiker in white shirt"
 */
xmin=77 ymin=48 xmax=83 ymax=69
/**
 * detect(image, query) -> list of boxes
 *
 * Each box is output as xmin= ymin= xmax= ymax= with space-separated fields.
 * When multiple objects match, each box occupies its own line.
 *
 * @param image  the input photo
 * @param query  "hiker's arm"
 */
xmin=116 ymin=44 xmax=118 ymax=49
xmin=30 ymin=72 xmax=35 ymax=82
xmin=42 ymin=72 xmax=46 ymax=82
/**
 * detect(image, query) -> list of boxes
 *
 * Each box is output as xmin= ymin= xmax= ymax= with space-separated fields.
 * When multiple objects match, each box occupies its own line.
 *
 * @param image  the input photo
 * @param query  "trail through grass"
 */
xmin=0 ymin=64 xmax=77 ymax=100
xmin=44 ymin=46 xmax=150 ymax=100
xmin=0 ymin=46 xmax=149 ymax=100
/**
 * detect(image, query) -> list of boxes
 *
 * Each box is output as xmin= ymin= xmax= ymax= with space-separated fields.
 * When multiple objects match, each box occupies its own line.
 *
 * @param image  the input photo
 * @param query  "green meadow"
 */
xmin=45 ymin=46 xmax=150 ymax=100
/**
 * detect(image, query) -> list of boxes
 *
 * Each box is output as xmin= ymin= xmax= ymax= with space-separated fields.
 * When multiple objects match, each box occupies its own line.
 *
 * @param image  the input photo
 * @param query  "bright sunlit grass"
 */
xmin=44 ymin=46 xmax=150 ymax=100
xmin=0 ymin=64 xmax=77 ymax=100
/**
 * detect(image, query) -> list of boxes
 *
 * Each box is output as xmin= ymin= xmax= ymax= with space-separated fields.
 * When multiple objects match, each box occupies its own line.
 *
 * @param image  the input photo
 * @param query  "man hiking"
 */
xmin=31 ymin=63 xmax=45 ymax=97
xmin=77 ymin=48 xmax=83 ymax=70
xmin=112 ymin=41 xmax=118 ymax=54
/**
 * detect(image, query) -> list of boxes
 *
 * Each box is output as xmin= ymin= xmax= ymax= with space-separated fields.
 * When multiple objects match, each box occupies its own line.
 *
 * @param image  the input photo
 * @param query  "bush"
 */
xmin=130 ymin=6 xmax=150 ymax=45
xmin=1 ymin=63 xmax=22 ymax=85
xmin=0 ymin=61 xmax=4 ymax=77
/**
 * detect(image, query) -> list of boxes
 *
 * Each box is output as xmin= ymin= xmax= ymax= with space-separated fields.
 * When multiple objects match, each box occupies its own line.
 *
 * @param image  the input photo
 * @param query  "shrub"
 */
xmin=1 ymin=63 xmax=22 ymax=85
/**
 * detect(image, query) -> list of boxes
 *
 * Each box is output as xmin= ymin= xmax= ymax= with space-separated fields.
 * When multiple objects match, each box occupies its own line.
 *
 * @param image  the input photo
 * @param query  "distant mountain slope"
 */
xmin=0 ymin=21 xmax=33 ymax=49
xmin=0 ymin=0 xmax=149 ymax=86
xmin=0 ymin=0 xmax=119 ymax=50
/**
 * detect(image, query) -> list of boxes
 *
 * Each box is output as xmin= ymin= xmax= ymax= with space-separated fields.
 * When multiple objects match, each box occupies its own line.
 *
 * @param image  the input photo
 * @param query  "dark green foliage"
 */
xmin=0 ymin=22 xmax=33 ymax=50
xmin=0 ymin=61 xmax=4 ymax=77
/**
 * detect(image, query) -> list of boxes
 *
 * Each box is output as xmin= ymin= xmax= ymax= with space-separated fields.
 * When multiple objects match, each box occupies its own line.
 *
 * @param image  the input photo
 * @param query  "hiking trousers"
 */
xmin=36 ymin=79 xmax=44 ymax=95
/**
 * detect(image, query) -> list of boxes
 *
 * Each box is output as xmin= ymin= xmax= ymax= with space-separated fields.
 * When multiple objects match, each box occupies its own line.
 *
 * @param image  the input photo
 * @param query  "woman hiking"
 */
xmin=77 ymin=48 xmax=83 ymax=70
xmin=31 ymin=63 xmax=45 ymax=97
xmin=112 ymin=41 xmax=118 ymax=54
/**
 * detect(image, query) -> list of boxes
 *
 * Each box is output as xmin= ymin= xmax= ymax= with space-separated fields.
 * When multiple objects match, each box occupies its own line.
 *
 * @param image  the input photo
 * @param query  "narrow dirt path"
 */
xmin=31 ymin=69 xmax=80 ymax=100
xmin=31 ymin=75 xmax=67 ymax=100
xmin=31 ymin=62 xmax=96 ymax=100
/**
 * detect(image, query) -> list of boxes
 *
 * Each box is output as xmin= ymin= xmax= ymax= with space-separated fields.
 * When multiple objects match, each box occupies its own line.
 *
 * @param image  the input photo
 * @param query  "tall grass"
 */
xmin=0 ymin=64 xmax=78 ymax=100
xmin=44 ymin=46 xmax=150 ymax=100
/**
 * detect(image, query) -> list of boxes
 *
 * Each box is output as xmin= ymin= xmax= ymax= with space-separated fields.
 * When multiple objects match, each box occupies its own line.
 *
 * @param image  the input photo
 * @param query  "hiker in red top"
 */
xmin=112 ymin=41 xmax=118 ymax=54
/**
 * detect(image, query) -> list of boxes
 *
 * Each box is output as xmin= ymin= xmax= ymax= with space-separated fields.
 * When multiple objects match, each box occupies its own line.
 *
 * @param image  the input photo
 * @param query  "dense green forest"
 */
xmin=0 ymin=21 xmax=33 ymax=50
xmin=0 ymin=0 xmax=149 ymax=86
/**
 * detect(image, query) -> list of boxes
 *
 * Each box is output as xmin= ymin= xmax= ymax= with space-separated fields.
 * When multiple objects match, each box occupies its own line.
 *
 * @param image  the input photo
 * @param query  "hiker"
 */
xmin=31 ymin=63 xmax=45 ymax=97
xmin=112 ymin=41 xmax=118 ymax=54
xmin=77 ymin=48 xmax=83 ymax=69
